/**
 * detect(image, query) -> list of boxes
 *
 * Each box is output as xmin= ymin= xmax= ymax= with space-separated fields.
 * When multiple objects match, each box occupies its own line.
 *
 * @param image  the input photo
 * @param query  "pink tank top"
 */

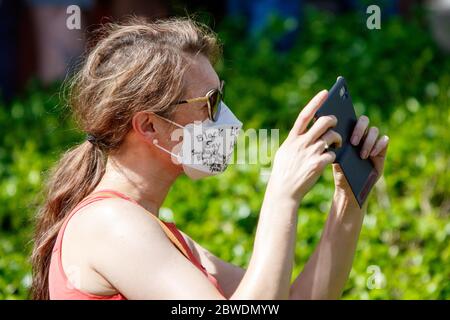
xmin=48 ymin=189 xmax=225 ymax=299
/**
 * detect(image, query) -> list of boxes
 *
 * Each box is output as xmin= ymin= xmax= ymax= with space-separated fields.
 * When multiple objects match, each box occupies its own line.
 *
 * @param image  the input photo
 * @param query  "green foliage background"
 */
xmin=0 ymin=9 xmax=449 ymax=299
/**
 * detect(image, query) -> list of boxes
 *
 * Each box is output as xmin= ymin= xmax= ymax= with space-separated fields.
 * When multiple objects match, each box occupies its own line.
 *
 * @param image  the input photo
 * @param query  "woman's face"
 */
xmin=171 ymin=54 xmax=221 ymax=126
xmin=142 ymin=54 xmax=222 ymax=172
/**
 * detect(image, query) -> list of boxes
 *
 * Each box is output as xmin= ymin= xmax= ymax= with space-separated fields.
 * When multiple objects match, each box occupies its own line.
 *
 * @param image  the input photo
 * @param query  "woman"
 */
xmin=31 ymin=17 xmax=389 ymax=300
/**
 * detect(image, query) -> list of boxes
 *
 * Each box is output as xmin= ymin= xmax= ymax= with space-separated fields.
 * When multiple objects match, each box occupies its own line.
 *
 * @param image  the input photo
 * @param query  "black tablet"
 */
xmin=314 ymin=76 xmax=378 ymax=208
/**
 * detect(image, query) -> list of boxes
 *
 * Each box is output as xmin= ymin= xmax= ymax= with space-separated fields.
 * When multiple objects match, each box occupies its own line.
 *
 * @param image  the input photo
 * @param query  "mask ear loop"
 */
xmin=150 ymin=112 xmax=183 ymax=162
xmin=152 ymin=139 xmax=182 ymax=163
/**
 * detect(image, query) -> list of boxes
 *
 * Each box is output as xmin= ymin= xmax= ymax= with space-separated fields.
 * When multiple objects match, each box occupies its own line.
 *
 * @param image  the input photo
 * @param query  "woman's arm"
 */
xmin=182 ymin=194 xmax=365 ymax=300
xmin=232 ymin=185 xmax=299 ymax=299
xmin=289 ymin=192 xmax=366 ymax=299
xmin=230 ymin=90 xmax=338 ymax=299
xmin=190 ymin=190 xmax=365 ymax=300
xmin=179 ymin=233 xmax=247 ymax=299
xmin=289 ymin=115 xmax=389 ymax=300
xmin=183 ymin=187 xmax=300 ymax=299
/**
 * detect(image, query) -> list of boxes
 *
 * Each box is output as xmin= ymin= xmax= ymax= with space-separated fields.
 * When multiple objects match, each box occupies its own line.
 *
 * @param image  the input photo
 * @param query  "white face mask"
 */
xmin=153 ymin=101 xmax=243 ymax=179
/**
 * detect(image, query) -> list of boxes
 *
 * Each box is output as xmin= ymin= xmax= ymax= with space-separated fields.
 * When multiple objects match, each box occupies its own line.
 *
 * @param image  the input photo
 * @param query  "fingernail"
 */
xmin=351 ymin=135 xmax=359 ymax=145
xmin=361 ymin=150 xmax=367 ymax=159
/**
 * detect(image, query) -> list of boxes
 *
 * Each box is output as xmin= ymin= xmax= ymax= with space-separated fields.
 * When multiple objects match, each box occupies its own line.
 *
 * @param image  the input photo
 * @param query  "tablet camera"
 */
xmin=340 ymin=85 xmax=349 ymax=100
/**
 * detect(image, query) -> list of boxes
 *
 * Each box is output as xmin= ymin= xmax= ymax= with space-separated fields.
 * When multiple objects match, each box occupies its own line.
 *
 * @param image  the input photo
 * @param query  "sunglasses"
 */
xmin=170 ymin=80 xmax=224 ymax=122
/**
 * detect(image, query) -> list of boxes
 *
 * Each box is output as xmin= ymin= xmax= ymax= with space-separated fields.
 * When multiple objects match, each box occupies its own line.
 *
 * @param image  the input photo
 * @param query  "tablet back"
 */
xmin=314 ymin=76 xmax=378 ymax=207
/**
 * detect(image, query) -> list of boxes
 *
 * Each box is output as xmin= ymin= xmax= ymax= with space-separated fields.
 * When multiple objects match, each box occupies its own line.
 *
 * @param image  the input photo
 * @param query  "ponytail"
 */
xmin=31 ymin=141 xmax=105 ymax=299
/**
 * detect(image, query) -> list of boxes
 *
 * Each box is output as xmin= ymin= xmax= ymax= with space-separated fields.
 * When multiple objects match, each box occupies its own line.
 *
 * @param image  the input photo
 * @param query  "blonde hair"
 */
xmin=31 ymin=16 xmax=221 ymax=299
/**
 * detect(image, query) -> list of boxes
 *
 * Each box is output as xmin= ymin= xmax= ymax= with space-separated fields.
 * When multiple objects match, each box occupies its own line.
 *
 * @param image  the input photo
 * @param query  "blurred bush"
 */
xmin=0 ymin=8 xmax=449 ymax=299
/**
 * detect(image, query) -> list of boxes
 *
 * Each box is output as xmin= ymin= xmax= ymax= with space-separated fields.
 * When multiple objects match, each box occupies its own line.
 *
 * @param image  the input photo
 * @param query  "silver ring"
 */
xmin=321 ymin=138 xmax=329 ymax=151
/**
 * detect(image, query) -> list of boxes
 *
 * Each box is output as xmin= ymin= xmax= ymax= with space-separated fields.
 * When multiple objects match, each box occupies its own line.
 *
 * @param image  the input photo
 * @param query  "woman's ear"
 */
xmin=131 ymin=111 xmax=157 ymax=144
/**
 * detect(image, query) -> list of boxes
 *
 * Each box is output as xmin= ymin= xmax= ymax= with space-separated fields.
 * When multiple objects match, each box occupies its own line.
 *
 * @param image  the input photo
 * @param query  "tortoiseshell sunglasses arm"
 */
xmin=175 ymin=96 xmax=210 ymax=105
xmin=170 ymin=80 xmax=224 ymax=106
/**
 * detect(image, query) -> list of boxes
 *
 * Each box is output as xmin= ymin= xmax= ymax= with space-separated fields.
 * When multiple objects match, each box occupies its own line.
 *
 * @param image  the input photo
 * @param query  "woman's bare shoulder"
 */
xmin=63 ymin=197 xmax=171 ymax=270
xmin=60 ymin=197 xmax=172 ymax=295
xmin=67 ymin=197 xmax=167 ymax=243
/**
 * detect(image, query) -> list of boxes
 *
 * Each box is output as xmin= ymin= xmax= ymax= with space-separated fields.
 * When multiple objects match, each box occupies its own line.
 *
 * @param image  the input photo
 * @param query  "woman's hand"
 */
xmin=270 ymin=90 xmax=342 ymax=201
xmin=333 ymin=115 xmax=389 ymax=204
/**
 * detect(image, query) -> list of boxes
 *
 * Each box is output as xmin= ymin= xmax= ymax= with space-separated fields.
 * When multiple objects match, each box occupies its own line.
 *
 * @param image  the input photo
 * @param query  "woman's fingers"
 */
xmin=370 ymin=135 xmax=389 ymax=178
xmin=288 ymin=90 xmax=328 ymax=139
xmin=370 ymin=135 xmax=389 ymax=157
xmin=322 ymin=129 xmax=342 ymax=149
xmin=306 ymin=115 xmax=337 ymax=143
xmin=313 ymin=129 xmax=342 ymax=152
xmin=360 ymin=126 xmax=379 ymax=159
xmin=351 ymin=115 xmax=369 ymax=146
xmin=319 ymin=150 xmax=336 ymax=166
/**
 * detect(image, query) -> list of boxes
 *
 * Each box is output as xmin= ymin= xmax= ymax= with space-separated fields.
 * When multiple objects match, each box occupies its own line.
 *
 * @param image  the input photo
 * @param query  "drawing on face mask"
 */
xmin=153 ymin=101 xmax=242 ymax=179
xmin=185 ymin=125 xmax=240 ymax=172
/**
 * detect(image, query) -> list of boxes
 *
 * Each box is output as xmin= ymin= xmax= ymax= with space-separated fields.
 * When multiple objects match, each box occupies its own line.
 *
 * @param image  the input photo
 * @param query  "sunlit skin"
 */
xmin=60 ymin=53 xmax=388 ymax=299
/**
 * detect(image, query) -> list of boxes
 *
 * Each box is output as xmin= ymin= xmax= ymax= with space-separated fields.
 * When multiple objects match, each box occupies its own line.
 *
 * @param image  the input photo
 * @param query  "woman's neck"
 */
xmin=93 ymin=149 xmax=180 ymax=217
